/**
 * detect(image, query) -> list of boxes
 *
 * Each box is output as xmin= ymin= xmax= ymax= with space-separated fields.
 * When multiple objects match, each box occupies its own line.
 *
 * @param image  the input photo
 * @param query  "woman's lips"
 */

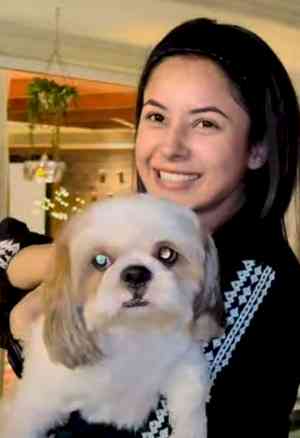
xmin=154 ymin=169 xmax=200 ymax=189
xmin=159 ymin=170 xmax=200 ymax=182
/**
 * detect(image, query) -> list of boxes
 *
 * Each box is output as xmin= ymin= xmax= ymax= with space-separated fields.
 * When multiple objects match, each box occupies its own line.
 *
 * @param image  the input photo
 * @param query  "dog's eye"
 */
xmin=92 ymin=254 xmax=112 ymax=271
xmin=157 ymin=246 xmax=178 ymax=266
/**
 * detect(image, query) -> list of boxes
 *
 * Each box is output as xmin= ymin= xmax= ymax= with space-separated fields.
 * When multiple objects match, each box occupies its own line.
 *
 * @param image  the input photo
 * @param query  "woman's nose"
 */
xmin=159 ymin=123 xmax=190 ymax=161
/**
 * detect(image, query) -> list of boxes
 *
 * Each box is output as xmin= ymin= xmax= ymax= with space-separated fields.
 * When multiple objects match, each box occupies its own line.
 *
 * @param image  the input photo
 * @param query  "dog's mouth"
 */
xmin=122 ymin=298 xmax=149 ymax=308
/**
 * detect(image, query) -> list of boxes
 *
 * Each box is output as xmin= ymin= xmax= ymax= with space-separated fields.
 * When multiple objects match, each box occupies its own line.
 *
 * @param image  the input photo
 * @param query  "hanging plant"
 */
xmin=27 ymin=77 xmax=78 ymax=157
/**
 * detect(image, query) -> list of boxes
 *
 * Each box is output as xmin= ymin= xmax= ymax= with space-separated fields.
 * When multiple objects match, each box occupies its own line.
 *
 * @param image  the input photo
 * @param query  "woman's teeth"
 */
xmin=159 ymin=171 xmax=199 ymax=182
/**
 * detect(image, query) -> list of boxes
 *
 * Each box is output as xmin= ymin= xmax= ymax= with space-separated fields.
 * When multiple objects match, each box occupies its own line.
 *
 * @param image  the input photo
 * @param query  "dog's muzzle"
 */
xmin=121 ymin=265 xmax=152 ymax=308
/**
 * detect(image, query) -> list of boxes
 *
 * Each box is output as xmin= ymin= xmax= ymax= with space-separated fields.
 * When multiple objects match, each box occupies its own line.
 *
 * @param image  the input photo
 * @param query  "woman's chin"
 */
xmin=147 ymin=184 xmax=202 ymax=210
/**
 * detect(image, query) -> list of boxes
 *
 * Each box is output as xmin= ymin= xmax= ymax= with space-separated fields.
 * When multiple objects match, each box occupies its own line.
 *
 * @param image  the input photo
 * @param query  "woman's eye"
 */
xmin=146 ymin=112 xmax=165 ymax=123
xmin=194 ymin=119 xmax=218 ymax=129
xmin=157 ymin=246 xmax=178 ymax=266
xmin=92 ymin=254 xmax=112 ymax=271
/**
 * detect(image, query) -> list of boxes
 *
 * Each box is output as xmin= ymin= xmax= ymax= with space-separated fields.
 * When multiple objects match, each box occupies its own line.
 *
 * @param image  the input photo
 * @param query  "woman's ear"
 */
xmin=247 ymin=142 xmax=268 ymax=170
xmin=43 ymin=239 xmax=102 ymax=369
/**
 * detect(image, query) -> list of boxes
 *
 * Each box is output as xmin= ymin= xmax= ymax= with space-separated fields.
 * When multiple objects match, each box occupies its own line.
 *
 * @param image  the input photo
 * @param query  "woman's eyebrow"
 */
xmin=143 ymin=100 xmax=229 ymax=120
xmin=190 ymin=106 xmax=229 ymax=119
xmin=143 ymin=99 xmax=167 ymax=110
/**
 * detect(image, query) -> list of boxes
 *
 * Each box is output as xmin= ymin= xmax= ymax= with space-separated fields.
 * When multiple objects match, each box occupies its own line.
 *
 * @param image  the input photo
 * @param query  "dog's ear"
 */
xmin=192 ymin=235 xmax=225 ymax=342
xmin=43 ymin=238 xmax=102 ymax=369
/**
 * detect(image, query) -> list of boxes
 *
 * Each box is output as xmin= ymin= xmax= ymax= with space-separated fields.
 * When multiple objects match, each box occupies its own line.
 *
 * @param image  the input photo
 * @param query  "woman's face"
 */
xmin=135 ymin=56 xmax=266 ymax=231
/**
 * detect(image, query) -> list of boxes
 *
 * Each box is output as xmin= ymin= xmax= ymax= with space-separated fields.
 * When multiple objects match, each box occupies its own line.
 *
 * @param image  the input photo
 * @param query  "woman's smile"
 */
xmin=154 ymin=169 xmax=201 ymax=190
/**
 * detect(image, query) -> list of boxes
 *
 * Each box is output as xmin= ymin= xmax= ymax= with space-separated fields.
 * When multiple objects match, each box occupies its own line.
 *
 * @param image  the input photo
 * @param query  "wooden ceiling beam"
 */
xmin=8 ymin=76 xmax=136 ymax=130
xmin=7 ymin=107 xmax=135 ymax=129
xmin=9 ymin=77 xmax=134 ymax=98
xmin=8 ymin=92 xmax=136 ymax=111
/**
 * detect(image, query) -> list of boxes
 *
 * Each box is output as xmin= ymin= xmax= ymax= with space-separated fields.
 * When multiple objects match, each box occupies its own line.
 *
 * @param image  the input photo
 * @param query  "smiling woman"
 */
xmin=135 ymin=55 xmax=261 ymax=232
xmin=133 ymin=17 xmax=300 ymax=438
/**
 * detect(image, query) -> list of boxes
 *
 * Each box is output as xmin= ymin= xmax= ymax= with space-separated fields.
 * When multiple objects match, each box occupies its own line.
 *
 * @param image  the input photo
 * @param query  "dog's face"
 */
xmin=43 ymin=194 xmax=224 ymax=369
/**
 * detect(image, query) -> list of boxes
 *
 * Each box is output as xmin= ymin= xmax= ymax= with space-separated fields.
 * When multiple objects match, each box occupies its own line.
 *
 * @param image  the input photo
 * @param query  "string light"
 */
xmin=35 ymin=186 xmax=86 ymax=221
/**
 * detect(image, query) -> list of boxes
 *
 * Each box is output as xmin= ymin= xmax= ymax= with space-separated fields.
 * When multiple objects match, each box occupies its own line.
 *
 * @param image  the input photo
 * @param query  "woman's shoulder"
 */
xmin=214 ymin=214 xmax=300 ymax=331
xmin=206 ymin=219 xmax=300 ymax=392
xmin=215 ymin=208 xmax=299 ymax=273
xmin=251 ymin=223 xmax=300 ymax=284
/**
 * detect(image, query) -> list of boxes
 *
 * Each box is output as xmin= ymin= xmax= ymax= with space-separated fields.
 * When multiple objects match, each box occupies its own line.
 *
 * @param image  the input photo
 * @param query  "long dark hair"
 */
xmin=135 ymin=18 xmax=300 ymax=224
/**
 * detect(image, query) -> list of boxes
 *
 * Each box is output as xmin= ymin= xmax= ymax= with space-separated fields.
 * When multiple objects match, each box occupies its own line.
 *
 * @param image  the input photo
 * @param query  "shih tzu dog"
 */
xmin=0 ymin=194 xmax=223 ymax=438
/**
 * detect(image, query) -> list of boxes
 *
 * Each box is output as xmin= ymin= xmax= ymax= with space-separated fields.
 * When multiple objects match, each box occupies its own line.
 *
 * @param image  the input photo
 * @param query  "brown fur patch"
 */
xmin=192 ymin=236 xmax=225 ymax=341
xmin=43 ymin=240 xmax=103 ymax=369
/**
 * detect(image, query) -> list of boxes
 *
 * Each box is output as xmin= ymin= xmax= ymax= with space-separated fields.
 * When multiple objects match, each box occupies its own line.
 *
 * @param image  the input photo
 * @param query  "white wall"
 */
xmin=9 ymin=163 xmax=46 ymax=234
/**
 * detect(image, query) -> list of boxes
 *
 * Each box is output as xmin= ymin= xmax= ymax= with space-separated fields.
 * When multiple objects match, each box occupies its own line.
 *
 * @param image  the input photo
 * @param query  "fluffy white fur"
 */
xmin=0 ymin=194 xmax=224 ymax=438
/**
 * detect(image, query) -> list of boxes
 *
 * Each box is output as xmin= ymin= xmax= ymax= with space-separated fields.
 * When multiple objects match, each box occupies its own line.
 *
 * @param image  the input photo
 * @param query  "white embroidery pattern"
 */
xmin=0 ymin=239 xmax=20 ymax=269
xmin=140 ymin=260 xmax=276 ymax=437
xmin=142 ymin=398 xmax=169 ymax=438
xmin=204 ymin=260 xmax=275 ymax=385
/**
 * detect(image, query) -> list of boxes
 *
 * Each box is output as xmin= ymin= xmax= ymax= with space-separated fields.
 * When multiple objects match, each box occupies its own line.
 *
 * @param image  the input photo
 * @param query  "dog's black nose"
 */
xmin=121 ymin=265 xmax=152 ymax=289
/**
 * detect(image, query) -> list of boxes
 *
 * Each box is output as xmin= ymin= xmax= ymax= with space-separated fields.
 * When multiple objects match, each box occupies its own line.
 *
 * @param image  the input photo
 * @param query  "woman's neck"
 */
xmin=194 ymin=193 xmax=246 ymax=235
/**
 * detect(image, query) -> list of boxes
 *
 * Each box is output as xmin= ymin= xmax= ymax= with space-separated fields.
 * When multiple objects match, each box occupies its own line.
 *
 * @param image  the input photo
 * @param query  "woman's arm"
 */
xmin=7 ymin=243 xmax=54 ymax=339
xmin=0 ymin=217 xmax=53 ymax=375
xmin=7 ymin=244 xmax=54 ymax=340
xmin=7 ymin=243 xmax=54 ymax=291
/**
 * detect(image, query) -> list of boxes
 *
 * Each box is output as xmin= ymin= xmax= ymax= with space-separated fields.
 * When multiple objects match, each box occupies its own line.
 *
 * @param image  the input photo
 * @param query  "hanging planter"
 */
xmin=23 ymin=77 xmax=78 ymax=183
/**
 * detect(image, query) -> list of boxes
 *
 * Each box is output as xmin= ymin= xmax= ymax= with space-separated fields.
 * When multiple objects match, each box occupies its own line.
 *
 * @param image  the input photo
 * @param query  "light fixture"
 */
xmin=23 ymin=8 xmax=74 ymax=184
xmin=23 ymin=153 xmax=66 ymax=183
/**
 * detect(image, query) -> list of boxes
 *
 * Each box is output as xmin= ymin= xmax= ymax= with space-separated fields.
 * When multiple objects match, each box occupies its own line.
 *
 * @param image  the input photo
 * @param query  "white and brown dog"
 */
xmin=0 ymin=194 xmax=223 ymax=438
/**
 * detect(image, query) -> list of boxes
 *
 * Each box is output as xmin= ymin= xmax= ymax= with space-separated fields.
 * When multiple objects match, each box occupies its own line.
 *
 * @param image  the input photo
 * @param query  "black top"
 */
xmin=206 ymin=206 xmax=300 ymax=437
xmin=0 ymin=207 xmax=299 ymax=437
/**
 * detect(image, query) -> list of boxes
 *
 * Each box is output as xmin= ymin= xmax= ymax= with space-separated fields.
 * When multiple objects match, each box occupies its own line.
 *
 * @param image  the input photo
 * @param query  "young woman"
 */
xmin=1 ymin=17 xmax=299 ymax=437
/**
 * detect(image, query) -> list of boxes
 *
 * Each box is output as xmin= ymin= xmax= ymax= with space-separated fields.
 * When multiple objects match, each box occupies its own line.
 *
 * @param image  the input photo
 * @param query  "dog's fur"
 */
xmin=0 ymin=194 xmax=224 ymax=438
